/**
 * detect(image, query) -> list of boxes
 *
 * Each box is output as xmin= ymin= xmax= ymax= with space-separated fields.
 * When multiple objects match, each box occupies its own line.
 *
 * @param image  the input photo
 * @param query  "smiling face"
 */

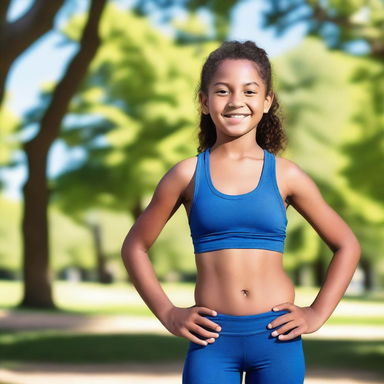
xmin=199 ymin=59 xmax=273 ymax=138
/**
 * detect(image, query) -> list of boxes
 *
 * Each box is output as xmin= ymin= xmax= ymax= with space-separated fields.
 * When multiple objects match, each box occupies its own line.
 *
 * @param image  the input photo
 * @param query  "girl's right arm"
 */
xmin=121 ymin=157 xmax=221 ymax=346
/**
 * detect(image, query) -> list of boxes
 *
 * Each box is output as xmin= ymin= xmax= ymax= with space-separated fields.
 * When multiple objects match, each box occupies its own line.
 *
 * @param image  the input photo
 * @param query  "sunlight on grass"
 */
xmin=0 ymin=280 xmax=383 ymax=325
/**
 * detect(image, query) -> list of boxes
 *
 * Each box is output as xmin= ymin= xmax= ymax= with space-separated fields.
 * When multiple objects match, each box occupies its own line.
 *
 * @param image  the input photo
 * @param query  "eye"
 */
xmin=215 ymin=90 xmax=228 ymax=95
xmin=245 ymin=90 xmax=257 ymax=95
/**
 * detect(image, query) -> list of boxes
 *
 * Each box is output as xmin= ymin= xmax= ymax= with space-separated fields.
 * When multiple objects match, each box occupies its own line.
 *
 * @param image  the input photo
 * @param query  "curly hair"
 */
xmin=195 ymin=40 xmax=287 ymax=155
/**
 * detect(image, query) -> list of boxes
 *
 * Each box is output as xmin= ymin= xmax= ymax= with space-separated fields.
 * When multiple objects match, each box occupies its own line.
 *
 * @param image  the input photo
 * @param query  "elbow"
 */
xmin=121 ymin=233 xmax=149 ymax=262
xmin=348 ymin=228 xmax=361 ymax=258
xmin=121 ymin=233 xmax=135 ymax=262
xmin=331 ymin=231 xmax=361 ymax=261
xmin=342 ymin=232 xmax=361 ymax=262
xmin=352 ymin=234 xmax=361 ymax=261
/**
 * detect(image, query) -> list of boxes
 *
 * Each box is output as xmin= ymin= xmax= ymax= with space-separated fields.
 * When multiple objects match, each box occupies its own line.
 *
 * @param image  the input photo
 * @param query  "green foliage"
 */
xmin=150 ymin=200 xmax=196 ymax=280
xmin=0 ymin=196 xmax=21 ymax=271
xmin=4 ymin=2 xmax=383 ymax=284
xmin=0 ymin=196 xmax=133 ymax=277
xmin=273 ymin=37 xmax=384 ymax=272
xmin=54 ymin=4 xmax=220 ymax=216
xmin=0 ymin=103 xmax=20 ymax=167
xmin=341 ymin=60 xmax=384 ymax=204
xmin=48 ymin=5 xmax=221 ymax=278
xmin=262 ymin=0 xmax=384 ymax=58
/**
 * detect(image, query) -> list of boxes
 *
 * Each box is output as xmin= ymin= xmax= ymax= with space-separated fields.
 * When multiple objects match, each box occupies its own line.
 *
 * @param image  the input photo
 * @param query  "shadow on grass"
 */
xmin=0 ymin=331 xmax=383 ymax=378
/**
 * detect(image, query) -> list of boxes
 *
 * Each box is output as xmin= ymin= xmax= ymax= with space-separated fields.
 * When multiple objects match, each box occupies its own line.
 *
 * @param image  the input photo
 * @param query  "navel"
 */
xmin=241 ymin=289 xmax=249 ymax=297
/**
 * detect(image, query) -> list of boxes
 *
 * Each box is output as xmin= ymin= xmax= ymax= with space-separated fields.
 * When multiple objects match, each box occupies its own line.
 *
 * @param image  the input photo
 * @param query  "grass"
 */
xmin=0 ymin=330 xmax=383 ymax=378
xmin=0 ymin=280 xmax=383 ymax=376
xmin=1 ymin=280 xmax=383 ymax=325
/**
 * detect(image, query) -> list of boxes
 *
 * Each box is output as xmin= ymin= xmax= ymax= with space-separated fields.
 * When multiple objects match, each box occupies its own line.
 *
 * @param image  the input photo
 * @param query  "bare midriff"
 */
xmin=193 ymin=248 xmax=295 ymax=316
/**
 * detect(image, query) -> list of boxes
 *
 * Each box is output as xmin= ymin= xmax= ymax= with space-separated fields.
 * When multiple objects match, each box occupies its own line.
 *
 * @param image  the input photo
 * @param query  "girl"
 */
xmin=121 ymin=40 xmax=361 ymax=384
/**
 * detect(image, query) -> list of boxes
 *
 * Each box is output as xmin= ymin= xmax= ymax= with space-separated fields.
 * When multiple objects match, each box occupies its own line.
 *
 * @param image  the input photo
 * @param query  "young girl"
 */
xmin=121 ymin=40 xmax=361 ymax=384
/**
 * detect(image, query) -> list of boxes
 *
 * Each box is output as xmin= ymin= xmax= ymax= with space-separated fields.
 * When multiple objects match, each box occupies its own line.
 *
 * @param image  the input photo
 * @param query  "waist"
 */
xmin=200 ymin=309 xmax=290 ymax=336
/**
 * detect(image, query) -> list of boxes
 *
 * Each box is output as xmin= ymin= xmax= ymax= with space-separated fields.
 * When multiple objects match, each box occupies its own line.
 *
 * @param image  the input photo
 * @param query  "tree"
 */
xmin=0 ymin=0 xmax=65 ymax=104
xmin=50 ymin=5 xmax=218 ymax=277
xmin=21 ymin=0 xmax=107 ymax=307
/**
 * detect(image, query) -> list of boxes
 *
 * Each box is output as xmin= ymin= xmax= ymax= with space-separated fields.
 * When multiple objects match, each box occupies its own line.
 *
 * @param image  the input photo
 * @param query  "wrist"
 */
xmin=157 ymin=304 xmax=176 ymax=324
xmin=309 ymin=304 xmax=329 ymax=326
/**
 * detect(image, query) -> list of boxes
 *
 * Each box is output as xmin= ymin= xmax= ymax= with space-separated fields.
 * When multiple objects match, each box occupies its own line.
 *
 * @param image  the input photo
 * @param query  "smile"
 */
xmin=223 ymin=114 xmax=250 ymax=119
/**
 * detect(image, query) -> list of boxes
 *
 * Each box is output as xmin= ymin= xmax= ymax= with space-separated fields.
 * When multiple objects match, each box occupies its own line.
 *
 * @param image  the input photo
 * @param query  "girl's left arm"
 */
xmin=268 ymin=159 xmax=361 ymax=341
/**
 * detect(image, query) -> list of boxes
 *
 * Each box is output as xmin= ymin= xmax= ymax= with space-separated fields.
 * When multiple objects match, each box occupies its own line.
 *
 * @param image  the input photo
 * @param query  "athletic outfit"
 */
xmin=182 ymin=147 xmax=305 ymax=384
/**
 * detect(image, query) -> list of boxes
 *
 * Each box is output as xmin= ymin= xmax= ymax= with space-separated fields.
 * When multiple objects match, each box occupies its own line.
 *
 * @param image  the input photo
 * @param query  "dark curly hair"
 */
xmin=196 ymin=40 xmax=286 ymax=155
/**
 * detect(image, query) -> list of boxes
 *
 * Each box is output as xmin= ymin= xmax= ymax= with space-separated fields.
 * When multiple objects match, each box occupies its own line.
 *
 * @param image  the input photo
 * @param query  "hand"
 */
xmin=267 ymin=303 xmax=324 ymax=341
xmin=161 ymin=305 xmax=222 ymax=346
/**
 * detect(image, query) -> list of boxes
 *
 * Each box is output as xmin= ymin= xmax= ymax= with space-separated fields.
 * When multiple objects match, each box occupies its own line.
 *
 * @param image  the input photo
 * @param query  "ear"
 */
xmin=199 ymin=91 xmax=209 ymax=115
xmin=263 ymin=91 xmax=274 ymax=114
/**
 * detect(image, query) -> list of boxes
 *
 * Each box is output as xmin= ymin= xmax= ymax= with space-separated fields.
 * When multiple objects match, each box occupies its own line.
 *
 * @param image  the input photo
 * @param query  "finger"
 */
xmin=181 ymin=328 xmax=210 ymax=346
xmin=184 ymin=328 xmax=217 ymax=345
xmin=267 ymin=313 xmax=295 ymax=329
xmin=276 ymin=326 xmax=304 ymax=341
xmin=272 ymin=302 xmax=295 ymax=311
xmin=270 ymin=320 xmax=298 ymax=338
xmin=189 ymin=323 xmax=220 ymax=339
xmin=197 ymin=317 xmax=222 ymax=332
xmin=186 ymin=332 xmax=210 ymax=346
xmin=195 ymin=307 xmax=217 ymax=316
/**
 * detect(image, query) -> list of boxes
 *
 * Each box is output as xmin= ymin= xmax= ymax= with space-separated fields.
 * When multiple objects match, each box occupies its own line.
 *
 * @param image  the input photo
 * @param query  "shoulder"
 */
xmin=166 ymin=154 xmax=198 ymax=183
xmin=155 ymin=154 xmax=198 ymax=196
xmin=274 ymin=155 xmax=320 ymax=199
xmin=275 ymin=156 xmax=304 ymax=179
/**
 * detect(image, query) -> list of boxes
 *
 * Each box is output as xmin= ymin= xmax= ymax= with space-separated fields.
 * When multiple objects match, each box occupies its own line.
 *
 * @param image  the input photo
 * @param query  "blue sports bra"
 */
xmin=188 ymin=147 xmax=288 ymax=254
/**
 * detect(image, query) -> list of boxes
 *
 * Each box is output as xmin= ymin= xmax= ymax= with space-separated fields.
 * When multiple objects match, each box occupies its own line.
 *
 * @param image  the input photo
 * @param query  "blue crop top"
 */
xmin=188 ymin=147 xmax=288 ymax=254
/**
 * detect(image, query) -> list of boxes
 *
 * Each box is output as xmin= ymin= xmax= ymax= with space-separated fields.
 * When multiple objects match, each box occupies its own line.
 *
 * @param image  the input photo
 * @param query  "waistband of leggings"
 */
xmin=201 ymin=309 xmax=290 ymax=336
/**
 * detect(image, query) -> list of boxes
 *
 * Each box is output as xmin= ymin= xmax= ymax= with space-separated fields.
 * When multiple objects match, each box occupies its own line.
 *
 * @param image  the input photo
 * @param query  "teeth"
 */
xmin=225 ymin=115 xmax=249 ymax=118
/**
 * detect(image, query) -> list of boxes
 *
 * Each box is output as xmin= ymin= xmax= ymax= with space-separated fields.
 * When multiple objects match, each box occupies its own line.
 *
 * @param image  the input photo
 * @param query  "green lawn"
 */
xmin=0 ymin=330 xmax=383 ymax=377
xmin=0 ymin=280 xmax=383 ymax=377
xmin=1 ymin=280 xmax=383 ymax=325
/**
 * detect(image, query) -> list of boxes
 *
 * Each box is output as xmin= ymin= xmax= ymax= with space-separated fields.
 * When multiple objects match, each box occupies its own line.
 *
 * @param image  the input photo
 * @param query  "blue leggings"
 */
xmin=182 ymin=309 xmax=305 ymax=384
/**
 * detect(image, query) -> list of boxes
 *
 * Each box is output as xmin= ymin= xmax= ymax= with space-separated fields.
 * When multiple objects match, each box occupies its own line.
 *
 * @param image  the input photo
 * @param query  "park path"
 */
xmin=1 ymin=308 xmax=383 ymax=384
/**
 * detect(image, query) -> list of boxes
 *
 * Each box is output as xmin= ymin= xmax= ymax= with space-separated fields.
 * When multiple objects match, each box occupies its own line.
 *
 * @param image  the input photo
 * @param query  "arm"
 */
xmin=268 ymin=159 xmax=361 ymax=340
xmin=121 ymin=157 xmax=221 ymax=345
xmin=288 ymin=162 xmax=361 ymax=323
xmin=120 ymin=163 xmax=183 ymax=323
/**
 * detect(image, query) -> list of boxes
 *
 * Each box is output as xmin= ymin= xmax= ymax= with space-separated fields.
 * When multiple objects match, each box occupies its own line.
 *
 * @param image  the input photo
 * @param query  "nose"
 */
xmin=228 ymin=91 xmax=245 ymax=108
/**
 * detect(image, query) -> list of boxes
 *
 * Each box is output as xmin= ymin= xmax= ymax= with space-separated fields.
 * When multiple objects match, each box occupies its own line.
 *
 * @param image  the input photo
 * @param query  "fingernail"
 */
xmin=213 ymin=311 xmax=217 ymax=316
xmin=216 ymin=326 xmax=221 ymax=331
xmin=272 ymin=307 xmax=278 ymax=311
xmin=267 ymin=324 xmax=272 ymax=329
xmin=271 ymin=331 xmax=278 ymax=337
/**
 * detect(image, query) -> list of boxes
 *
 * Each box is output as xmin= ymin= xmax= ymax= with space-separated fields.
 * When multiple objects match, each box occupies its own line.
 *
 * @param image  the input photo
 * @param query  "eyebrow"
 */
xmin=213 ymin=81 xmax=260 ymax=87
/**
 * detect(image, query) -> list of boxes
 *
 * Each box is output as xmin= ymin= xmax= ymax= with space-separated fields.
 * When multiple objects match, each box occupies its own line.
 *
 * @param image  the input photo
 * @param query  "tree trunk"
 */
xmin=21 ymin=140 xmax=54 ymax=307
xmin=360 ymin=258 xmax=373 ymax=291
xmin=20 ymin=0 xmax=107 ymax=308
xmin=90 ymin=222 xmax=112 ymax=284
xmin=313 ymin=257 xmax=326 ymax=287
xmin=292 ymin=265 xmax=301 ymax=286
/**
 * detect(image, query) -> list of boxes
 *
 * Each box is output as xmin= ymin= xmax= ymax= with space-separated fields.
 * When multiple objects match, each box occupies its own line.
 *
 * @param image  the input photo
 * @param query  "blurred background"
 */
xmin=0 ymin=0 xmax=383 ymax=383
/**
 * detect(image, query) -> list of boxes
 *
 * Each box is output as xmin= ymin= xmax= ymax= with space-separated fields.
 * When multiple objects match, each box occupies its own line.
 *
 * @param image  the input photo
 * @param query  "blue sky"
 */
xmin=3 ymin=0 xmax=306 ymax=200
